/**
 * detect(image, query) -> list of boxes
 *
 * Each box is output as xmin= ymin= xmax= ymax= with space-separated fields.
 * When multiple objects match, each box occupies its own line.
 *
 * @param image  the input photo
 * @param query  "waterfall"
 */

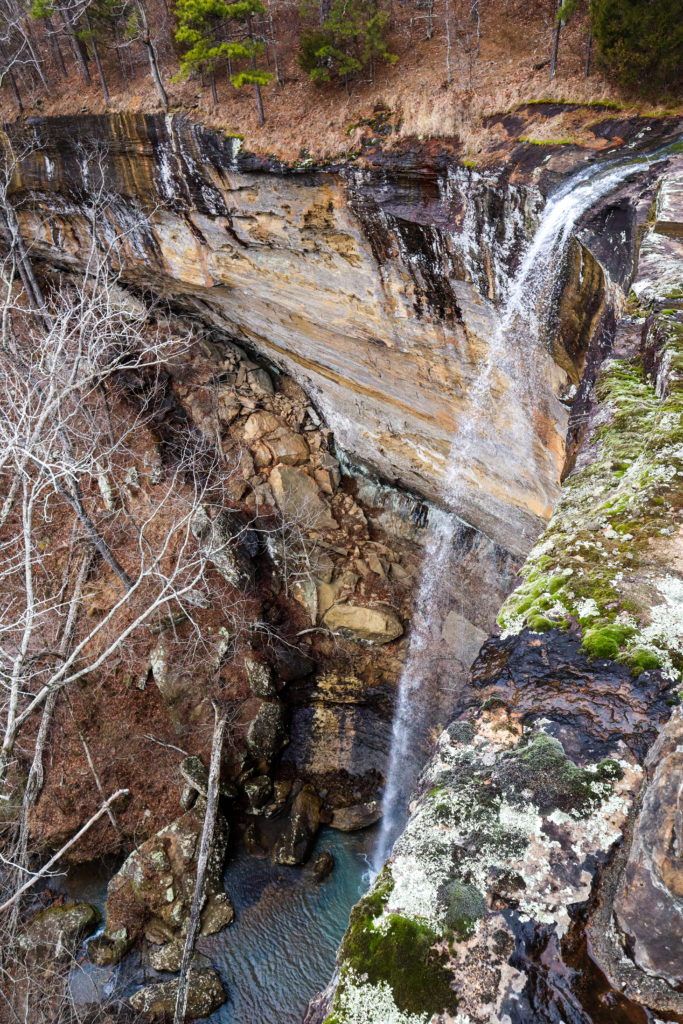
xmin=371 ymin=151 xmax=669 ymax=875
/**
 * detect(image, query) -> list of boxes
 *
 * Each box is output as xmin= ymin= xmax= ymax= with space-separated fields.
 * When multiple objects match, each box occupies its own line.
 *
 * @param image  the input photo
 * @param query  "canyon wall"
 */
xmin=3 ymin=110 xmax=672 ymax=557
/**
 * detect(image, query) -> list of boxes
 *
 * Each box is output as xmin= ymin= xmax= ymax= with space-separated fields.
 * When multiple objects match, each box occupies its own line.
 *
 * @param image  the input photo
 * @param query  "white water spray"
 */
xmin=371 ymin=150 xmax=670 ymax=875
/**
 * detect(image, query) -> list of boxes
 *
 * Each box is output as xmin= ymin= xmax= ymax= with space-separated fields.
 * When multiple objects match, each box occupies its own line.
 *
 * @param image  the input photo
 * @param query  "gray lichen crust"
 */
xmin=324 ymin=707 xmax=638 ymax=1024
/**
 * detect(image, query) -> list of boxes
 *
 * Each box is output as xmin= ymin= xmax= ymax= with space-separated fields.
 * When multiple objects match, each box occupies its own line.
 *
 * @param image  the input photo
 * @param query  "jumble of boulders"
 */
xmin=169 ymin=334 xmax=409 ymax=640
xmin=86 ymin=756 xmax=230 ymax=1018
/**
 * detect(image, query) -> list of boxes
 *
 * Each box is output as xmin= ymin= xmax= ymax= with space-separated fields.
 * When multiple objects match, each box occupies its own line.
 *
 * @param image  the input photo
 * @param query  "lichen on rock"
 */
xmin=498 ymin=308 xmax=683 ymax=682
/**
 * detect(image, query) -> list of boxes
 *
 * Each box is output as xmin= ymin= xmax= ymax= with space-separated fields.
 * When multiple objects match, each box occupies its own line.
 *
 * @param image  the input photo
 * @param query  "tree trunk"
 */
xmin=137 ymin=1 xmax=168 ymax=109
xmin=18 ymin=15 xmax=48 ymax=88
xmin=585 ymin=30 xmax=592 ymax=77
xmin=265 ymin=0 xmax=281 ymax=86
xmin=0 ymin=42 xmax=23 ymax=115
xmin=471 ymin=0 xmax=480 ymax=59
xmin=83 ymin=10 xmax=109 ymax=104
xmin=426 ymin=0 xmax=434 ymax=39
xmin=173 ymin=707 xmax=227 ymax=1024
xmin=210 ymin=68 xmax=218 ymax=105
xmin=144 ymin=39 xmax=168 ymax=108
xmin=254 ymin=80 xmax=265 ymax=124
xmin=46 ymin=15 xmax=67 ymax=77
xmin=549 ymin=1 xmax=563 ymax=80
xmin=62 ymin=10 xmax=91 ymax=84
xmin=0 ymin=200 xmax=44 ymax=309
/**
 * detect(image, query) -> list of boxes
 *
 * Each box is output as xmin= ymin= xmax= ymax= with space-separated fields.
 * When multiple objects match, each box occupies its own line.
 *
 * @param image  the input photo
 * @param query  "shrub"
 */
xmin=589 ymin=0 xmax=682 ymax=93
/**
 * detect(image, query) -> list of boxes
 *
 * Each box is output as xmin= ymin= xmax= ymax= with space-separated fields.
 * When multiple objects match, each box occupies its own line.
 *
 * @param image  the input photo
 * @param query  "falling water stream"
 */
xmin=371 ymin=147 xmax=675 ymax=873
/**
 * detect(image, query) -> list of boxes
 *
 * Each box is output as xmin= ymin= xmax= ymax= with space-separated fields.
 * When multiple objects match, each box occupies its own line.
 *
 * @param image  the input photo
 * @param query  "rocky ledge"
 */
xmin=308 ymin=158 xmax=683 ymax=1024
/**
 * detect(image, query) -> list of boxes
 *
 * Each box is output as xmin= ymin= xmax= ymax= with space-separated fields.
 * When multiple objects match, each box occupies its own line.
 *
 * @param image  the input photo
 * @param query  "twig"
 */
xmin=143 ymin=735 xmax=189 ymax=756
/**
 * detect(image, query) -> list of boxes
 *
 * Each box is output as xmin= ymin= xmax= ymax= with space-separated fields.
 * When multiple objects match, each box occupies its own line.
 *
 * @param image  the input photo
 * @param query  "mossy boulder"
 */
xmin=493 ymin=732 xmax=623 ymax=815
xmin=21 ymin=901 xmax=100 ymax=963
xmin=128 ymin=968 xmax=226 ymax=1019
xmin=246 ymin=699 xmax=288 ymax=762
xmin=91 ymin=797 xmax=232 ymax=964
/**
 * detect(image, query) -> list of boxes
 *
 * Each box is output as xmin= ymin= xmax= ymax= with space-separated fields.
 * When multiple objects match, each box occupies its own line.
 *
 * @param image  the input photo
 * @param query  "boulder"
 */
xmin=269 ymin=466 xmax=337 ymax=530
xmin=322 ymin=603 xmax=403 ymax=644
xmin=21 ymin=901 xmax=100 ymax=963
xmin=191 ymin=506 xmax=253 ymax=586
xmin=312 ymin=850 xmax=334 ymax=882
xmin=266 ymin=426 xmax=310 ymax=466
xmin=90 ymin=798 xmax=232 ymax=964
xmin=247 ymin=700 xmax=288 ymax=762
xmin=128 ymin=968 xmax=226 ymax=1019
xmin=243 ymin=410 xmax=281 ymax=440
xmin=244 ymin=774 xmax=273 ymax=810
xmin=148 ymin=940 xmax=210 ymax=973
xmin=274 ymin=784 xmax=322 ymax=865
xmin=244 ymin=656 xmax=277 ymax=697
xmin=330 ymin=800 xmax=381 ymax=831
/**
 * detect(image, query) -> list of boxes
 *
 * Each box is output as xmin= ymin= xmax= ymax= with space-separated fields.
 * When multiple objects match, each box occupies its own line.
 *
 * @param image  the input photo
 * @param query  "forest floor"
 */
xmin=2 ymin=0 xmax=681 ymax=162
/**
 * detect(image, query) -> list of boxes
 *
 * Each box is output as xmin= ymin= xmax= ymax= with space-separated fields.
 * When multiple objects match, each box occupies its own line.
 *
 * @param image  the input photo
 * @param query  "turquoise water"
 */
xmin=199 ymin=826 xmax=374 ymax=1024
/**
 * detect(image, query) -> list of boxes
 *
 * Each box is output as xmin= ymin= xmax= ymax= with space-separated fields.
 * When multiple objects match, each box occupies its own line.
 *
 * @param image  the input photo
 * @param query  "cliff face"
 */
xmin=313 ymin=157 xmax=683 ymax=1024
xmin=3 ymin=110 xmax=672 ymax=559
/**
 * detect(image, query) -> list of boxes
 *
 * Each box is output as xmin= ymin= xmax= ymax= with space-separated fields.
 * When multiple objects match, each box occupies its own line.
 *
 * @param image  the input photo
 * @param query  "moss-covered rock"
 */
xmin=20 ymin=901 xmax=100 ymax=963
xmin=493 ymin=732 xmax=623 ymax=814
xmin=441 ymin=880 xmax=486 ymax=940
xmin=499 ymin=310 xmax=683 ymax=684
xmin=128 ymin=967 xmax=226 ymax=1019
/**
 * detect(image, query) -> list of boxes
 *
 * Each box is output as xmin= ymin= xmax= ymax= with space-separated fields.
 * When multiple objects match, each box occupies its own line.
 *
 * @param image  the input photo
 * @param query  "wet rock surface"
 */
xmin=128 ymin=968 xmax=226 ymax=1019
xmin=274 ymin=784 xmax=322 ymax=865
xmin=464 ymin=628 xmax=675 ymax=763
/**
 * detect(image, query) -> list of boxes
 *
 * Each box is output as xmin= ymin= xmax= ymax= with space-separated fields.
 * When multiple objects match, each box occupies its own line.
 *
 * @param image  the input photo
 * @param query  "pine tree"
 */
xmin=175 ymin=0 xmax=273 ymax=121
xmin=298 ymin=0 xmax=395 ymax=97
xmin=589 ymin=0 xmax=682 ymax=92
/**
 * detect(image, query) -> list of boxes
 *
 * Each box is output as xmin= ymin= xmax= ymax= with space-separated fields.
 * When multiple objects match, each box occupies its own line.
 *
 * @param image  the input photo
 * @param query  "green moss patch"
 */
xmin=336 ymin=911 xmax=458 ymax=1018
xmin=493 ymin=733 xmax=623 ymax=814
xmin=442 ymin=880 xmax=486 ymax=940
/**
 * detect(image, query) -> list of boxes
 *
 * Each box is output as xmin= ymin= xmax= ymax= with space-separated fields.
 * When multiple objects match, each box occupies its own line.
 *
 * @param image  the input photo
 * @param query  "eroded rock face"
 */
xmin=614 ymin=709 xmax=683 ymax=987
xmin=2 ymin=112 xmax=665 ymax=557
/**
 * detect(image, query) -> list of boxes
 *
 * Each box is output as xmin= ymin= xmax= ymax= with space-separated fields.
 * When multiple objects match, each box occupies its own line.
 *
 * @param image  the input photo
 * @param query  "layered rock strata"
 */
xmin=3 ymin=110 xmax=676 ymax=556
xmin=309 ymin=158 xmax=683 ymax=1024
